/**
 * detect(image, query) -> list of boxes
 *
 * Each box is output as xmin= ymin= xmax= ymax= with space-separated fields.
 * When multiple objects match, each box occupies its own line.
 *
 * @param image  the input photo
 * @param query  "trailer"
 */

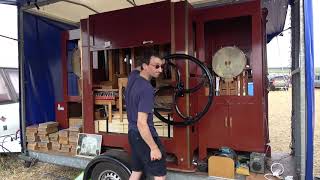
xmin=0 ymin=0 xmax=316 ymax=179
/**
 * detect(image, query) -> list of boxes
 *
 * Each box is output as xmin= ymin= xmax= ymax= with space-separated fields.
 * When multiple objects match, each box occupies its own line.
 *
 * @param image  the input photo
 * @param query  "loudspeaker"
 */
xmin=249 ymin=152 xmax=265 ymax=173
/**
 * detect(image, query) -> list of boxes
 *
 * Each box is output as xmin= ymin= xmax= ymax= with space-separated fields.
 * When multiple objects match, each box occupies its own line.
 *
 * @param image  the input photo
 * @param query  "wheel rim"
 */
xmin=98 ymin=170 xmax=121 ymax=180
xmin=154 ymin=53 xmax=214 ymax=126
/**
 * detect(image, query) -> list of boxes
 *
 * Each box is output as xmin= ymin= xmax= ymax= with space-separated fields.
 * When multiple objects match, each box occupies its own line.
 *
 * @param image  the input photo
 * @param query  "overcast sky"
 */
xmin=0 ymin=2 xmax=319 ymax=68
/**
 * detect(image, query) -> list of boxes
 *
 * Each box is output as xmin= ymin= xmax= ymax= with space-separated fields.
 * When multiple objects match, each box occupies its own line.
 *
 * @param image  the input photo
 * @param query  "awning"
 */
xmin=1 ymin=0 xmax=288 ymax=42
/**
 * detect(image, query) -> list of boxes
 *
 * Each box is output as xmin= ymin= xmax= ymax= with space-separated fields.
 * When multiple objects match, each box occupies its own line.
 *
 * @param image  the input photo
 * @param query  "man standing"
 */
xmin=125 ymin=50 xmax=166 ymax=180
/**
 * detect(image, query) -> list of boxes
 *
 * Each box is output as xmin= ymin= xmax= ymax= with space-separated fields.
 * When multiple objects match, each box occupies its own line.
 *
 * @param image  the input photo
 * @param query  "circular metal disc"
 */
xmin=212 ymin=46 xmax=246 ymax=79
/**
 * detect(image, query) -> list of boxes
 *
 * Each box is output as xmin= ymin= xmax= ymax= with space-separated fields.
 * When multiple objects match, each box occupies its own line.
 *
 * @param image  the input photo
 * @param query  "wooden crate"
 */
xmin=69 ymin=125 xmax=82 ymax=132
xmin=58 ymin=129 xmax=69 ymax=137
xmin=69 ymin=136 xmax=78 ymax=143
xmin=60 ymin=146 xmax=71 ymax=153
xmin=39 ymin=121 xmax=59 ymax=128
xmin=26 ymin=135 xmax=40 ymax=142
xmin=52 ymin=143 xmax=61 ymax=151
xmin=38 ymin=127 xmax=58 ymax=135
xmin=26 ymin=125 xmax=38 ymax=133
xmin=69 ymin=117 xmax=83 ymax=127
xmin=59 ymin=137 xmax=69 ymax=145
xmin=39 ymin=135 xmax=50 ymax=142
xmin=27 ymin=142 xmax=38 ymax=150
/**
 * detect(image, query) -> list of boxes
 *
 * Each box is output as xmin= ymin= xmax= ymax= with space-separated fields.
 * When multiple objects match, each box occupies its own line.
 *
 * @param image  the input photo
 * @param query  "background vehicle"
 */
xmin=269 ymin=75 xmax=290 ymax=91
xmin=0 ymin=67 xmax=20 ymax=152
xmin=315 ymin=75 xmax=320 ymax=88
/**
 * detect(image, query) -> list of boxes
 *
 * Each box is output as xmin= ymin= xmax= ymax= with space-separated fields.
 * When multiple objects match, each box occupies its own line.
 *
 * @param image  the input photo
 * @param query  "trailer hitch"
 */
xmin=153 ymin=54 xmax=214 ymax=126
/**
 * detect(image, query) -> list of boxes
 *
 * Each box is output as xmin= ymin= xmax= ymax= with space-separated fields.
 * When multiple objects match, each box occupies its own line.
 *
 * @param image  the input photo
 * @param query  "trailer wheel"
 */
xmin=91 ymin=161 xmax=130 ymax=180
xmin=23 ymin=160 xmax=32 ymax=168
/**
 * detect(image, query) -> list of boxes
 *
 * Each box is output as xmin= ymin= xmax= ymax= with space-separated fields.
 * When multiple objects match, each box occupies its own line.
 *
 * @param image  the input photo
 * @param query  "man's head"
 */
xmin=137 ymin=49 xmax=164 ymax=79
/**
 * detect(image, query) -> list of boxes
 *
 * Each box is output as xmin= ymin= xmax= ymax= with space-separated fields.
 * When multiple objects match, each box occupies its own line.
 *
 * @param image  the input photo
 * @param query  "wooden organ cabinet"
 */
xmin=58 ymin=0 xmax=269 ymax=171
xmin=80 ymin=1 xmax=197 ymax=170
xmin=195 ymin=1 xmax=269 ymax=160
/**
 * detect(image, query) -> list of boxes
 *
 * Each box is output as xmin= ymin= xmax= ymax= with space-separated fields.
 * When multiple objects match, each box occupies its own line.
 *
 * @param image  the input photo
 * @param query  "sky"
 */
xmin=267 ymin=1 xmax=319 ymax=68
xmin=0 ymin=2 xmax=319 ymax=68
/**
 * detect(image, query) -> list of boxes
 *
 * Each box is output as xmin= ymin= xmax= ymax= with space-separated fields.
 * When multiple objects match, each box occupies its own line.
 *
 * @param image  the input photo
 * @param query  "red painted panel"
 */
xmin=55 ymin=101 xmax=68 ymax=129
xmin=198 ymin=102 xmax=229 ymax=159
xmin=59 ymin=32 xmax=69 ymax=129
xmin=195 ymin=0 xmax=267 ymax=157
xmin=89 ymin=1 xmax=171 ymax=49
xmin=81 ymin=19 xmax=95 ymax=134
xmin=229 ymin=103 xmax=265 ymax=152
xmin=195 ymin=0 xmax=258 ymax=22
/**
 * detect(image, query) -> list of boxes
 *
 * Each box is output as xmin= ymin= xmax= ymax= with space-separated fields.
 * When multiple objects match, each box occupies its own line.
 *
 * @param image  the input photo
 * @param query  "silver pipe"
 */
xmin=298 ymin=0 xmax=306 ymax=178
xmin=18 ymin=6 xmax=28 ymax=155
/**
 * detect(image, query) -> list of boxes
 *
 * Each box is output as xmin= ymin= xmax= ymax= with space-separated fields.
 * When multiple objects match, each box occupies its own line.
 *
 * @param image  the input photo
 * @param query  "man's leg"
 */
xmin=129 ymin=171 xmax=143 ymax=180
xmin=154 ymin=176 xmax=166 ymax=180
xmin=144 ymin=137 xmax=167 ymax=179
xmin=128 ymin=131 xmax=144 ymax=180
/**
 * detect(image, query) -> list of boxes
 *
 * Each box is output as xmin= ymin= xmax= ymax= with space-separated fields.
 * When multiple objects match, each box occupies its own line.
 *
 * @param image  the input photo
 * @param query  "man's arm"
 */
xmin=137 ymin=112 xmax=158 ymax=150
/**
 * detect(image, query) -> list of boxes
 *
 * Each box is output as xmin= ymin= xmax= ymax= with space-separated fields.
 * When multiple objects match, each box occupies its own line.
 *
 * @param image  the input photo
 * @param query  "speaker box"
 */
xmin=250 ymin=152 xmax=265 ymax=173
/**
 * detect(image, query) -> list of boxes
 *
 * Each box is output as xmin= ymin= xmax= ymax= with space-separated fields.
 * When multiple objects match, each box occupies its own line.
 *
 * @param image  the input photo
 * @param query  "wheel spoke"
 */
xmin=153 ymin=54 xmax=214 ymax=126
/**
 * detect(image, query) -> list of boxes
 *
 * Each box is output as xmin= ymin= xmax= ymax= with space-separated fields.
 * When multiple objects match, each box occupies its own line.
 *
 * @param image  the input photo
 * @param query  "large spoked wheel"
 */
xmin=153 ymin=54 xmax=214 ymax=126
xmin=91 ymin=162 xmax=130 ymax=180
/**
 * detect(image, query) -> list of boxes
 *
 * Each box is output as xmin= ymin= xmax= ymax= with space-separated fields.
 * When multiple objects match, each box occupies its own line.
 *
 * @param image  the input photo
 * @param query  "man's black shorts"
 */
xmin=128 ymin=130 xmax=167 ymax=177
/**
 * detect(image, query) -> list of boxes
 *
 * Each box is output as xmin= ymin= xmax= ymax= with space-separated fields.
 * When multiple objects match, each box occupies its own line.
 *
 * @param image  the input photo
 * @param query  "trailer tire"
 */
xmin=91 ymin=161 xmax=130 ymax=180
xmin=23 ymin=160 xmax=32 ymax=168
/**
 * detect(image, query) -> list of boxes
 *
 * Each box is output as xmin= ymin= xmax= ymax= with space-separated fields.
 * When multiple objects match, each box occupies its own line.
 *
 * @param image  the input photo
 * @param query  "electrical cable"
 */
xmin=264 ymin=162 xmax=285 ymax=180
xmin=1 ymin=135 xmax=13 ymax=153
xmin=0 ymin=144 xmax=11 ymax=153
xmin=0 ymin=133 xmax=20 ymax=153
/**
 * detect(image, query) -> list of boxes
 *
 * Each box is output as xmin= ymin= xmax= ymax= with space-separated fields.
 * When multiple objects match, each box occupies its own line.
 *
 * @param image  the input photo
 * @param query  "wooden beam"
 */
xmin=108 ymin=50 xmax=113 ymax=81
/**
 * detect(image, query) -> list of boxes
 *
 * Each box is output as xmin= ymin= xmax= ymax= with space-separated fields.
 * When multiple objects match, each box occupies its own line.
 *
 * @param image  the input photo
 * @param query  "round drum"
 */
xmin=212 ymin=46 xmax=246 ymax=80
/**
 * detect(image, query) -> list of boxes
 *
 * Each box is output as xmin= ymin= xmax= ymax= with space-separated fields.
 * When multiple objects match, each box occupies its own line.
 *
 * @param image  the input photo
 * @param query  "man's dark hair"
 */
xmin=136 ymin=47 xmax=161 ymax=67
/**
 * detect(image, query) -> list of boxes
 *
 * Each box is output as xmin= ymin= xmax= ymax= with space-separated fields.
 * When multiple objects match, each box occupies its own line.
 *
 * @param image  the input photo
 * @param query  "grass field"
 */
xmin=268 ymin=88 xmax=320 ymax=176
xmin=0 ymin=89 xmax=319 ymax=179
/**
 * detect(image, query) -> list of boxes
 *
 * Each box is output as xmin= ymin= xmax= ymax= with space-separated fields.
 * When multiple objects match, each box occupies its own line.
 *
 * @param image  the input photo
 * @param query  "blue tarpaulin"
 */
xmin=263 ymin=0 xmax=288 ymax=42
xmin=23 ymin=12 xmax=75 ymax=126
xmin=304 ymin=0 xmax=315 ymax=179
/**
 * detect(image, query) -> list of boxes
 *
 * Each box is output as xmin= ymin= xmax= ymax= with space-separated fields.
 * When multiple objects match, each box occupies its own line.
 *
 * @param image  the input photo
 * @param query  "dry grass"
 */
xmin=314 ymin=89 xmax=320 ymax=175
xmin=0 ymin=89 xmax=319 ymax=179
xmin=0 ymin=153 xmax=81 ymax=180
xmin=268 ymin=88 xmax=320 ymax=176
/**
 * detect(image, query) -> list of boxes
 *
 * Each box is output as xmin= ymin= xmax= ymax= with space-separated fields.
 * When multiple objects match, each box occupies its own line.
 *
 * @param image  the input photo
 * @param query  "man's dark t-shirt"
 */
xmin=125 ymin=70 xmax=158 ymax=137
